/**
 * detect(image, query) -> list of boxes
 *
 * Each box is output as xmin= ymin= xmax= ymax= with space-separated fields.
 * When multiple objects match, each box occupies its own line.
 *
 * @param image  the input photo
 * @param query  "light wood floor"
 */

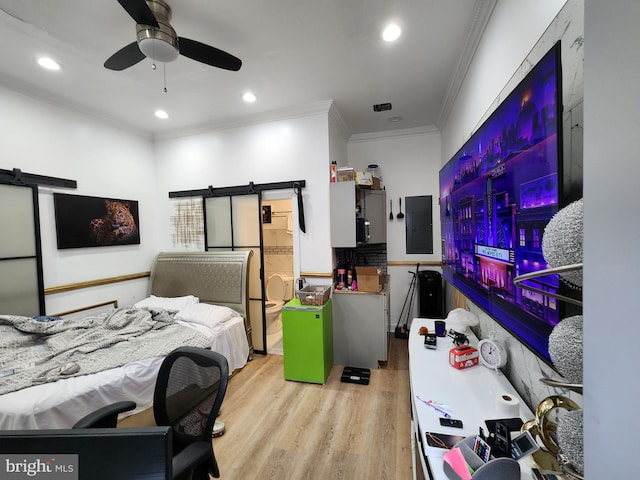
xmin=214 ymin=335 xmax=413 ymax=479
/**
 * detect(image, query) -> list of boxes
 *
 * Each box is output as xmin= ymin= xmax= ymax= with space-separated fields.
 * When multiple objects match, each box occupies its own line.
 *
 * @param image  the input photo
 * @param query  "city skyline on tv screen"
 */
xmin=439 ymin=42 xmax=562 ymax=362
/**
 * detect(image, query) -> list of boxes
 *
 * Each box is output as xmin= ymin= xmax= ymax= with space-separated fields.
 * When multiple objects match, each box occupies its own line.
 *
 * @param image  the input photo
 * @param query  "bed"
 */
xmin=0 ymin=250 xmax=253 ymax=430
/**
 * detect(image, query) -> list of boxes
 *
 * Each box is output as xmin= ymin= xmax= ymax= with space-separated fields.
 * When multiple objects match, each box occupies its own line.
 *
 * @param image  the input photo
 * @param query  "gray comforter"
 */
xmin=0 ymin=307 xmax=213 ymax=395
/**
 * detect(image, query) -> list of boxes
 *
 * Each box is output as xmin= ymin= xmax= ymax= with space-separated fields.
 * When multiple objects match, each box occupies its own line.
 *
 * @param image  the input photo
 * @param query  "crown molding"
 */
xmin=328 ymin=102 xmax=351 ymax=141
xmin=348 ymin=125 xmax=439 ymax=143
xmin=0 ymin=75 xmax=152 ymax=140
xmin=437 ymin=0 xmax=497 ymax=129
xmin=153 ymin=100 xmax=335 ymax=141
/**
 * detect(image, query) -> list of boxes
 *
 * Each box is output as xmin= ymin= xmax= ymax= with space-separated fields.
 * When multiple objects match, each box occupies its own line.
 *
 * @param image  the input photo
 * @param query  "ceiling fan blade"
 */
xmin=117 ymin=0 xmax=159 ymax=27
xmin=178 ymin=37 xmax=242 ymax=71
xmin=104 ymin=42 xmax=146 ymax=70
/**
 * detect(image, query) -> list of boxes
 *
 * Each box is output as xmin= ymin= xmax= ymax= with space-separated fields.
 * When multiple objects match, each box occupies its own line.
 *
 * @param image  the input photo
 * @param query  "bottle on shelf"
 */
xmin=337 ymin=267 xmax=346 ymax=289
xmin=330 ymin=161 xmax=337 ymax=183
xmin=351 ymin=267 xmax=358 ymax=291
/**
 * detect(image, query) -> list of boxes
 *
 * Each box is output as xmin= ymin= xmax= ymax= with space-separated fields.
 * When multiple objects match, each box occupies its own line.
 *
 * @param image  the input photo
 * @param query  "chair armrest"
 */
xmin=172 ymin=441 xmax=211 ymax=480
xmin=72 ymin=401 xmax=137 ymax=429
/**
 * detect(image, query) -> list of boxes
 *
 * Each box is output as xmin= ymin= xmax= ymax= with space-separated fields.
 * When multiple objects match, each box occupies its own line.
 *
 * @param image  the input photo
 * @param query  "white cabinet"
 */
xmin=330 ymin=181 xmax=386 ymax=247
xmin=362 ymin=189 xmax=386 ymax=244
xmin=330 ymin=181 xmax=357 ymax=247
xmin=332 ymin=291 xmax=389 ymax=369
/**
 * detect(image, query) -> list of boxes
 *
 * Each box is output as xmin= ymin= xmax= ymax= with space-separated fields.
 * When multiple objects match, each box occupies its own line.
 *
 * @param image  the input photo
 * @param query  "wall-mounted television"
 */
xmin=439 ymin=42 xmax=562 ymax=363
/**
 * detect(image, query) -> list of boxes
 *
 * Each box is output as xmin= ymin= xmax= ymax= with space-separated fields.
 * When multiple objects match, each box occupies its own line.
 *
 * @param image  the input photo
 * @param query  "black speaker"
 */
xmin=418 ymin=270 xmax=445 ymax=319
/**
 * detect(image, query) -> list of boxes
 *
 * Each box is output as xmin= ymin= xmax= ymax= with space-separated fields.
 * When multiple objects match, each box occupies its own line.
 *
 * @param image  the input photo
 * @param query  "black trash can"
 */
xmin=418 ymin=270 xmax=445 ymax=319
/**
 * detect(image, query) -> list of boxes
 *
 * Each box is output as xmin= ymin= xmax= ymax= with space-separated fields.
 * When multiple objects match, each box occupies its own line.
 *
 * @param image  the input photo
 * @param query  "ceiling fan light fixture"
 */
xmin=138 ymin=36 xmax=179 ymax=63
xmin=136 ymin=13 xmax=179 ymax=63
xmin=106 ymin=0 xmax=242 ymax=72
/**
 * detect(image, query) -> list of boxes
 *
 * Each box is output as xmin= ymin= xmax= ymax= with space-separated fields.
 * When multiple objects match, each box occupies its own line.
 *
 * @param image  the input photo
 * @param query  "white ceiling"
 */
xmin=0 ymin=1 xmax=495 ymax=139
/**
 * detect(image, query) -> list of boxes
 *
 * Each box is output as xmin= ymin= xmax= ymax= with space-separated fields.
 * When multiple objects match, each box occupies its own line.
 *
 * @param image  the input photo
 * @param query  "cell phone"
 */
xmin=494 ymin=421 xmax=510 ymax=456
xmin=424 ymin=333 xmax=437 ymax=349
xmin=439 ymin=417 xmax=463 ymax=428
xmin=510 ymin=430 xmax=539 ymax=460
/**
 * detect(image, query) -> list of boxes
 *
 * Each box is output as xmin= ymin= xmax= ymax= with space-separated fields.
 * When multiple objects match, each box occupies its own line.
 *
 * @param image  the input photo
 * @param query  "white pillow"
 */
xmin=134 ymin=295 xmax=199 ymax=311
xmin=175 ymin=303 xmax=240 ymax=329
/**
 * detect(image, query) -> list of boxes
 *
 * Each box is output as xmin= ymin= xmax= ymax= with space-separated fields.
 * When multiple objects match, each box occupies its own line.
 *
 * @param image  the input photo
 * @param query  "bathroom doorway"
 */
xmin=199 ymin=181 xmax=302 ymax=356
xmin=261 ymin=197 xmax=294 ymax=355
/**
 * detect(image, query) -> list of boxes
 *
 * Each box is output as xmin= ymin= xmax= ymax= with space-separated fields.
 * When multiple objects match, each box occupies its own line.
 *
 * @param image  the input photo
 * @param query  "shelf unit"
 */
xmin=329 ymin=181 xmax=386 ymax=247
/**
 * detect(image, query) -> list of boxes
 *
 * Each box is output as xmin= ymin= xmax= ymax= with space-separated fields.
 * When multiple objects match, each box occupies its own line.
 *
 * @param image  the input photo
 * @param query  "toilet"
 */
xmin=265 ymin=273 xmax=294 ymax=334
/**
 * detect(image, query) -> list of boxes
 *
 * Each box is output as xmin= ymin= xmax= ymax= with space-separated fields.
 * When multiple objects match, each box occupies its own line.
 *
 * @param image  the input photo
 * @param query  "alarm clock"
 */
xmin=478 ymin=333 xmax=508 ymax=370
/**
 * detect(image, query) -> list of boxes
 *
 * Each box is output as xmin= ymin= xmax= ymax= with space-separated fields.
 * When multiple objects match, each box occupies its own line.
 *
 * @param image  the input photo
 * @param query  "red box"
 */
xmin=449 ymin=345 xmax=479 ymax=369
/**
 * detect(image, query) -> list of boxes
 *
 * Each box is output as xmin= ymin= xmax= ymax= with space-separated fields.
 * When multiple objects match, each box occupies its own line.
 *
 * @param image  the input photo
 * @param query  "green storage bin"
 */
xmin=282 ymin=297 xmax=333 ymax=384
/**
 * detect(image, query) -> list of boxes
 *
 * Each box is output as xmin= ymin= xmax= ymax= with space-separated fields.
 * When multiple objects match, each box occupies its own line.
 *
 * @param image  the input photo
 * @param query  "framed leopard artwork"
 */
xmin=54 ymin=193 xmax=140 ymax=248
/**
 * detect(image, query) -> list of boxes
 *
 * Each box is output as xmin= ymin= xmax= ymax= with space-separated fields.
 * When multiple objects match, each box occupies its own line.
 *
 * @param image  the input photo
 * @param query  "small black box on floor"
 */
xmin=340 ymin=367 xmax=370 ymax=385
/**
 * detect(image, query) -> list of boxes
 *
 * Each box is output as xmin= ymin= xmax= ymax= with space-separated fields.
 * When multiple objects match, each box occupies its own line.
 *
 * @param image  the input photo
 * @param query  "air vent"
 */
xmin=373 ymin=103 xmax=392 ymax=112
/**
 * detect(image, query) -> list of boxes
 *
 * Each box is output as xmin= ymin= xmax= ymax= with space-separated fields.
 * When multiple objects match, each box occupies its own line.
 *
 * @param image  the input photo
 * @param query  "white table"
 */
xmin=408 ymin=318 xmax=535 ymax=479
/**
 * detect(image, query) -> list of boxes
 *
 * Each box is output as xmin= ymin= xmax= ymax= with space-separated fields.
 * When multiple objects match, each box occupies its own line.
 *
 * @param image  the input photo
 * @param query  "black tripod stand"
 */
xmin=395 ymin=264 xmax=420 ymax=339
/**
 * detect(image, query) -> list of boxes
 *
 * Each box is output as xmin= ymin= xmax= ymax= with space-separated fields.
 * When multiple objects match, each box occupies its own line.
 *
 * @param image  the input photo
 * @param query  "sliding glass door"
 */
xmin=0 ymin=183 xmax=45 ymax=315
xmin=205 ymin=194 xmax=266 ymax=354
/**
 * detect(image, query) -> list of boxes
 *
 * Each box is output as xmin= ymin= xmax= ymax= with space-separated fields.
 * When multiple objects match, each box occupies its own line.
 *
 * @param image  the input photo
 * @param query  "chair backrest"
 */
xmin=153 ymin=347 xmax=229 ymax=449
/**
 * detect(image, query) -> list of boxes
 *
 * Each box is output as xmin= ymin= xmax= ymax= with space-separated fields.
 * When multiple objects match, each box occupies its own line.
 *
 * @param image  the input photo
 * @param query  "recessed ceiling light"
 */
xmin=155 ymin=110 xmax=169 ymax=119
xmin=37 ymin=57 xmax=61 ymax=71
xmin=381 ymin=23 xmax=402 ymax=42
xmin=388 ymin=115 xmax=403 ymax=123
xmin=243 ymin=92 xmax=257 ymax=103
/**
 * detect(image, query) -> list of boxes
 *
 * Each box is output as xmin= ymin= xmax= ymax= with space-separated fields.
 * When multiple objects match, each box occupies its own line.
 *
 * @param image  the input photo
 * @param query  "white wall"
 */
xmin=328 ymin=103 xmax=349 ymax=170
xmin=153 ymin=107 xmax=335 ymax=276
xmin=0 ymin=86 xmax=157 ymax=314
xmin=442 ymin=0 xmax=569 ymax=160
xmin=442 ymin=0 xmax=584 ymax=411
xmin=1 ymin=92 xmax=339 ymax=314
xmin=437 ymin=1 xmax=640 ymax=476
xmin=583 ymin=1 xmax=639 ymax=475
xmin=348 ymin=127 xmax=442 ymax=327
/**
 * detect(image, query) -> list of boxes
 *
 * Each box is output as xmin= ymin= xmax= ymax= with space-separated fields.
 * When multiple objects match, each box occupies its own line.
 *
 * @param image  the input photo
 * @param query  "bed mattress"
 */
xmin=0 ymin=316 xmax=248 ymax=430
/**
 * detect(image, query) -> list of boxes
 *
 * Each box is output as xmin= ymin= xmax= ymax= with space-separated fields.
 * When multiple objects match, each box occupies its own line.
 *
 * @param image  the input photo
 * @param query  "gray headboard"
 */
xmin=150 ymin=251 xmax=253 ymax=354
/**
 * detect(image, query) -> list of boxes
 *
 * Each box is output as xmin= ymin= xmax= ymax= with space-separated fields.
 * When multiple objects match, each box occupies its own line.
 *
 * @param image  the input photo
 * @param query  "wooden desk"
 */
xmin=408 ymin=319 xmax=535 ymax=479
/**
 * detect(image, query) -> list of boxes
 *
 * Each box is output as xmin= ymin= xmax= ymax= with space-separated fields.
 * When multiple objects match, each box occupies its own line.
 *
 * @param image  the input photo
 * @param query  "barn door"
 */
xmin=205 ymin=194 xmax=266 ymax=354
xmin=0 ymin=183 xmax=45 ymax=315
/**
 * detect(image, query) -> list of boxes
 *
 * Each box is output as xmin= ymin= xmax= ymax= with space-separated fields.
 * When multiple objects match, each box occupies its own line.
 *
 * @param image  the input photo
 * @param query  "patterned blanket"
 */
xmin=0 ymin=307 xmax=213 ymax=395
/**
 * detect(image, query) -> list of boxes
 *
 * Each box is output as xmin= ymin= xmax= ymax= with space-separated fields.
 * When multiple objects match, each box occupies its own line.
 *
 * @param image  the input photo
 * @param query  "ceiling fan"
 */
xmin=105 ymin=0 xmax=242 ymax=71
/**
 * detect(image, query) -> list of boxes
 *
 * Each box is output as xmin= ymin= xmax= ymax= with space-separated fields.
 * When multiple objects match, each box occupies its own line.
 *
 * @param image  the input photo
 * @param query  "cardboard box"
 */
xmin=355 ymin=171 xmax=373 ymax=186
xmin=355 ymin=266 xmax=384 ymax=292
xmin=371 ymin=177 xmax=381 ymax=190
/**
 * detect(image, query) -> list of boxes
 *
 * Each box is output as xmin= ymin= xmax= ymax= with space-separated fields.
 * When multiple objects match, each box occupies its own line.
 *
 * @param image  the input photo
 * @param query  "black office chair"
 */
xmin=73 ymin=347 xmax=229 ymax=480
xmin=72 ymin=401 xmax=137 ymax=429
